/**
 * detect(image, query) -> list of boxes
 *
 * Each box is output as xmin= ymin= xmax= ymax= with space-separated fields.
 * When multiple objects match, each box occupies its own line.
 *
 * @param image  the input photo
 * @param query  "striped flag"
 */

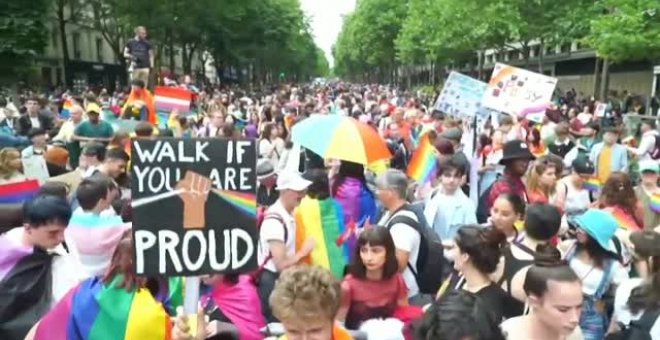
xmin=0 ymin=180 xmax=40 ymax=204
xmin=154 ymin=86 xmax=192 ymax=113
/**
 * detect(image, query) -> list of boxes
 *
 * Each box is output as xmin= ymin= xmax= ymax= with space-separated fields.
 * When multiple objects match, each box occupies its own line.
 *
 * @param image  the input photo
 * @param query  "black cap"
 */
xmin=572 ymin=156 xmax=595 ymax=175
xmin=499 ymin=140 xmax=535 ymax=164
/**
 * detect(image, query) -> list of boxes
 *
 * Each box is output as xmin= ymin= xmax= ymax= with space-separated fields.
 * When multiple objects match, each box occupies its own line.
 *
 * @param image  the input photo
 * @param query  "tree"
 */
xmin=53 ymin=0 xmax=87 ymax=86
xmin=0 ymin=0 xmax=49 ymax=81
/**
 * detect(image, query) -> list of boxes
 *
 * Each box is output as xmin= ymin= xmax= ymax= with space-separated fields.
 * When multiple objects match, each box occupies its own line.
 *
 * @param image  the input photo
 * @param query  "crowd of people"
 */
xmin=0 ymin=78 xmax=659 ymax=340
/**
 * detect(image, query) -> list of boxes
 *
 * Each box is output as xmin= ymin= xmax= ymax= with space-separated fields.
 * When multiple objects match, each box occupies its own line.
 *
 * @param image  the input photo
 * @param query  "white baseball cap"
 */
xmin=276 ymin=171 xmax=312 ymax=191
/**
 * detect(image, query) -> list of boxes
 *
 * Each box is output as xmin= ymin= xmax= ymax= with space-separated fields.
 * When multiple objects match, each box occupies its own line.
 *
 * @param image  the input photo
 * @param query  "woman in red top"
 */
xmin=526 ymin=155 xmax=562 ymax=206
xmin=337 ymin=226 xmax=408 ymax=330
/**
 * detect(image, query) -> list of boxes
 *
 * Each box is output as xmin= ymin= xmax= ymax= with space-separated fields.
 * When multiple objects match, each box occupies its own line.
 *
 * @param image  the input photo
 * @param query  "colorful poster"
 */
xmin=131 ymin=138 xmax=258 ymax=276
xmin=435 ymin=72 xmax=489 ymax=117
xmin=482 ymin=63 xmax=558 ymax=118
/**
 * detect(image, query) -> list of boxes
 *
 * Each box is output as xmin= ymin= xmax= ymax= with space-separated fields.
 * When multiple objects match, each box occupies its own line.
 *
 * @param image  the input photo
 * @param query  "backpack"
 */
xmin=251 ymin=210 xmax=287 ymax=285
xmin=476 ymin=176 xmax=515 ymax=224
xmin=386 ymin=206 xmax=447 ymax=295
xmin=605 ymin=307 xmax=660 ymax=340
xmin=650 ymin=134 xmax=660 ymax=160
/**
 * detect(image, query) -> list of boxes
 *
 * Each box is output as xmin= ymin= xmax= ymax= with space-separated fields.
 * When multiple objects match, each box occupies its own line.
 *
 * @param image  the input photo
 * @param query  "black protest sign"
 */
xmin=131 ymin=138 xmax=257 ymax=276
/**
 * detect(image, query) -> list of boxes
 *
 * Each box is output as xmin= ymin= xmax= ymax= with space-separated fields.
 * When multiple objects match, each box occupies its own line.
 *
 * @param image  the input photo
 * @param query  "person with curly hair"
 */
xmin=269 ymin=265 xmax=352 ymax=340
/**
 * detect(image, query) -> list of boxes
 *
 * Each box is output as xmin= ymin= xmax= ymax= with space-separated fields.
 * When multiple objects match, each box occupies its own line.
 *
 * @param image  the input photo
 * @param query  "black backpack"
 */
xmin=386 ymin=206 xmax=447 ymax=295
xmin=476 ymin=176 xmax=514 ymax=224
xmin=605 ymin=307 xmax=660 ymax=340
xmin=650 ymin=134 xmax=660 ymax=160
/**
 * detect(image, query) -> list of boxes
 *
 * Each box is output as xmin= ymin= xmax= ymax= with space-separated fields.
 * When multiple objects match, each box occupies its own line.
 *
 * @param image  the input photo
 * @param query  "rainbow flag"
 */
xmin=650 ymin=193 xmax=660 ymax=214
xmin=294 ymin=197 xmax=347 ymax=278
xmin=65 ymin=211 xmax=131 ymax=278
xmin=61 ymin=99 xmax=74 ymax=119
xmin=155 ymin=86 xmax=192 ymax=114
xmin=0 ymin=179 xmax=39 ymax=204
xmin=213 ymin=190 xmax=257 ymax=218
xmin=583 ymin=177 xmax=602 ymax=193
xmin=407 ymin=133 xmax=437 ymax=184
xmin=606 ymin=206 xmax=641 ymax=231
xmin=34 ymin=276 xmax=175 ymax=340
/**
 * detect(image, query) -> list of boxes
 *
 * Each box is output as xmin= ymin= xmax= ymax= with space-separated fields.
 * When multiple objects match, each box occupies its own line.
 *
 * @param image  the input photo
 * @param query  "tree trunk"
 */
xmin=57 ymin=0 xmax=70 ymax=87
xmin=593 ymin=58 xmax=601 ymax=98
xmin=477 ymin=50 xmax=484 ymax=81
xmin=599 ymin=58 xmax=610 ymax=101
xmin=538 ymin=39 xmax=545 ymax=74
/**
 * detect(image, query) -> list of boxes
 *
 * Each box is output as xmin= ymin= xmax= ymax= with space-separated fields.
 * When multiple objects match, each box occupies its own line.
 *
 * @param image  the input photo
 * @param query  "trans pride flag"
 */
xmin=295 ymin=197 xmax=349 ymax=278
xmin=34 ymin=276 xmax=180 ymax=340
xmin=155 ymin=86 xmax=192 ymax=114
xmin=65 ymin=211 xmax=131 ymax=278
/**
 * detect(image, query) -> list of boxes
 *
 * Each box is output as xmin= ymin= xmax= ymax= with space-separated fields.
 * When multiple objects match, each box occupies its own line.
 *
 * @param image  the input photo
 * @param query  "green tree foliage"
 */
xmin=0 ymin=0 xmax=49 ymax=80
xmin=587 ymin=0 xmax=660 ymax=62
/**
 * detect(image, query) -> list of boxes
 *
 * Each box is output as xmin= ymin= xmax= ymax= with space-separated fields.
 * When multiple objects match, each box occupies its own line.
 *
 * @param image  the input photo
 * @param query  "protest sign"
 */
xmin=22 ymin=156 xmax=50 ymax=184
xmin=131 ymin=138 xmax=258 ymax=276
xmin=435 ymin=72 xmax=489 ymax=118
xmin=482 ymin=63 xmax=557 ymax=119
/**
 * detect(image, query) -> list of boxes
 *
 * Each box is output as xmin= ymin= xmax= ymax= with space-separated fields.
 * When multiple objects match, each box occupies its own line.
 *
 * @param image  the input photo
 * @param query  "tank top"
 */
xmin=561 ymin=178 xmax=591 ymax=216
xmin=497 ymin=241 xmax=536 ymax=317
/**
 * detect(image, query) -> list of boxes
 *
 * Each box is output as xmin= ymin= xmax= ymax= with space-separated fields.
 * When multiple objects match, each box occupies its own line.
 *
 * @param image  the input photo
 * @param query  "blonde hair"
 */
xmin=526 ymin=156 xmax=560 ymax=198
xmin=0 ymin=147 xmax=20 ymax=179
xmin=269 ymin=265 xmax=341 ymax=323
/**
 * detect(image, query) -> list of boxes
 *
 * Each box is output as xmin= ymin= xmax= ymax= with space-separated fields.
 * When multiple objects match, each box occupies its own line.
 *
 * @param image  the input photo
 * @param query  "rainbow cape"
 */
xmin=0 ymin=179 xmax=40 ymax=204
xmin=407 ymin=133 xmax=437 ymax=184
xmin=606 ymin=206 xmax=641 ymax=231
xmin=65 ymin=211 xmax=131 ymax=278
xmin=294 ymin=197 xmax=348 ymax=278
xmin=122 ymin=88 xmax=157 ymax=125
xmin=583 ymin=177 xmax=601 ymax=193
xmin=34 ymin=276 xmax=183 ymax=340
xmin=0 ymin=235 xmax=53 ymax=339
xmin=650 ymin=193 xmax=660 ymax=214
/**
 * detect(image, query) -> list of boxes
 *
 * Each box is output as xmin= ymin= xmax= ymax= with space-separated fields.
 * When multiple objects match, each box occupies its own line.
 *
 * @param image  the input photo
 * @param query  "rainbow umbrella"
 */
xmin=291 ymin=115 xmax=391 ymax=165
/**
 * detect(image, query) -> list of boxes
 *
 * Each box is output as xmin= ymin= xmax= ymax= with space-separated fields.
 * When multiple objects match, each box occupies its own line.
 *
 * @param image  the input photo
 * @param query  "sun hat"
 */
xmin=276 ymin=171 xmax=311 ymax=191
xmin=569 ymin=209 xmax=619 ymax=254
xmin=499 ymin=140 xmax=535 ymax=164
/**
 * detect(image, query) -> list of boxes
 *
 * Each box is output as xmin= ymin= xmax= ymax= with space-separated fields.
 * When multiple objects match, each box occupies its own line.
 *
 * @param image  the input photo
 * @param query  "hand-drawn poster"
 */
xmin=435 ymin=72 xmax=489 ymax=118
xmin=131 ymin=138 xmax=258 ymax=276
xmin=482 ymin=63 xmax=558 ymax=119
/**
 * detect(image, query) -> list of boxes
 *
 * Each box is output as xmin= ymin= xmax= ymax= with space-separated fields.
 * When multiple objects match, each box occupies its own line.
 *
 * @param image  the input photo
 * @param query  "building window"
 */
xmin=96 ymin=38 xmax=103 ymax=62
xmin=531 ymin=45 xmax=540 ymax=58
xmin=544 ymin=45 xmax=554 ymax=56
xmin=51 ymin=29 xmax=58 ymax=49
xmin=560 ymin=43 xmax=570 ymax=54
xmin=508 ymin=50 xmax=518 ymax=61
xmin=72 ymin=32 xmax=82 ymax=59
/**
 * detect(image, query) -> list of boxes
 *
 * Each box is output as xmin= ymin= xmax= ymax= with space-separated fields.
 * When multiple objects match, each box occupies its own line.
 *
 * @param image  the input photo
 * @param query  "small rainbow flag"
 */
xmin=0 ymin=179 xmax=40 ymax=204
xmin=407 ymin=133 xmax=437 ymax=184
xmin=295 ymin=197 xmax=348 ymax=278
xmin=649 ymin=193 xmax=660 ymax=214
xmin=584 ymin=177 xmax=602 ymax=192
xmin=61 ymin=99 xmax=74 ymax=119
xmin=213 ymin=189 xmax=257 ymax=217
xmin=34 ymin=276 xmax=177 ymax=340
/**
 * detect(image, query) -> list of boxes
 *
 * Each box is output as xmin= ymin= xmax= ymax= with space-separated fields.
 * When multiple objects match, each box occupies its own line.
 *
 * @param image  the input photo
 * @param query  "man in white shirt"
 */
xmin=375 ymin=169 xmax=422 ymax=301
xmin=627 ymin=120 xmax=658 ymax=161
xmin=256 ymin=170 xmax=315 ymax=322
xmin=52 ymin=105 xmax=84 ymax=143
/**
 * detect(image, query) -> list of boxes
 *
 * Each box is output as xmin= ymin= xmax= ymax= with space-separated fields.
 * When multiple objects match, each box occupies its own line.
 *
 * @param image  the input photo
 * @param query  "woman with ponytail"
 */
xmin=500 ymin=244 xmax=584 ymax=340
xmin=438 ymin=225 xmax=512 ymax=322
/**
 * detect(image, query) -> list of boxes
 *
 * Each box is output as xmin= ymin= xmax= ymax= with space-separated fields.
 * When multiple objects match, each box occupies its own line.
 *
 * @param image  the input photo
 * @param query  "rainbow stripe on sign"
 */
xmin=583 ymin=177 xmax=601 ymax=193
xmin=0 ymin=180 xmax=40 ymax=204
xmin=214 ymin=190 xmax=257 ymax=217
xmin=649 ymin=193 xmax=660 ymax=214
xmin=407 ymin=133 xmax=437 ymax=184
